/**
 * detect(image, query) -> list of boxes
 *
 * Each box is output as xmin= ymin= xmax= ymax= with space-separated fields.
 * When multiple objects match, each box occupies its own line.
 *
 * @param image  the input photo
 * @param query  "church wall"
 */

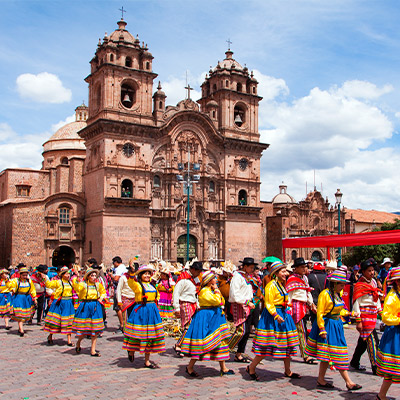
xmin=68 ymin=157 xmax=85 ymax=193
xmin=0 ymin=204 xmax=13 ymax=267
xmin=55 ymin=165 xmax=70 ymax=193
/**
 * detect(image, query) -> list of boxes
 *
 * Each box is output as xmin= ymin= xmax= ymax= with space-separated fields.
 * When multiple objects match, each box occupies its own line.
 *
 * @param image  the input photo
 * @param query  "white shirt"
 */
xmin=116 ymin=274 xmax=135 ymax=303
xmin=288 ymin=288 xmax=314 ymax=307
xmin=114 ymin=264 xmax=127 ymax=277
xmin=172 ymin=275 xmax=199 ymax=312
xmin=352 ymin=278 xmax=381 ymax=314
xmin=228 ymin=271 xmax=253 ymax=304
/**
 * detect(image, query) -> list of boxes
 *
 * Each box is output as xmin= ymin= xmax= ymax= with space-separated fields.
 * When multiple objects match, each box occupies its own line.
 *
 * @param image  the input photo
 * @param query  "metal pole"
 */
xmin=338 ymin=203 xmax=342 ymax=266
xmin=186 ymin=148 xmax=190 ymax=262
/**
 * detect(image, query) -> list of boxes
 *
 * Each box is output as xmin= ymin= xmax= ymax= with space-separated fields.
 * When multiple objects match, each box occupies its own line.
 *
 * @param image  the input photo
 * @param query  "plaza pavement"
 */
xmin=0 ymin=313 xmax=398 ymax=400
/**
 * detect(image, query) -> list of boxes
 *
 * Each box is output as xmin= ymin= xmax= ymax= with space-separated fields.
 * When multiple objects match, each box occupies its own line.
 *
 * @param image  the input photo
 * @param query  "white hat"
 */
xmin=324 ymin=260 xmax=338 ymax=270
xmin=381 ymin=257 xmax=393 ymax=265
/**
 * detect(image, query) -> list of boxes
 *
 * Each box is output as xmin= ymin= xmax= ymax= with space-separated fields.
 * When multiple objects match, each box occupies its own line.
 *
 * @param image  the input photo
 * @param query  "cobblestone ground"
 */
xmin=0 ymin=313 xmax=398 ymax=400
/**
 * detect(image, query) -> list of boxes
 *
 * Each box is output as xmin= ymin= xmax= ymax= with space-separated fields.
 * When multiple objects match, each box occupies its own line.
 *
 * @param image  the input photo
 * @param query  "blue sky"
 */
xmin=1 ymin=0 xmax=400 ymax=211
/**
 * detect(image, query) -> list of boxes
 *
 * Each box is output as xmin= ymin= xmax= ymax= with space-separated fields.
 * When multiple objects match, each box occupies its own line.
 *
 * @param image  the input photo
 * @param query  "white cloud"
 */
xmin=16 ymin=72 xmax=72 ymax=104
xmin=334 ymin=80 xmax=393 ymax=100
xmin=51 ymin=114 xmax=75 ymax=132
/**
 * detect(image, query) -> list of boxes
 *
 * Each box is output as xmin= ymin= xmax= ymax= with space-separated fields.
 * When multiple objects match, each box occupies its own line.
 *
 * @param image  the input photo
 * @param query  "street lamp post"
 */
xmin=335 ymin=188 xmax=343 ymax=267
xmin=177 ymin=147 xmax=200 ymax=262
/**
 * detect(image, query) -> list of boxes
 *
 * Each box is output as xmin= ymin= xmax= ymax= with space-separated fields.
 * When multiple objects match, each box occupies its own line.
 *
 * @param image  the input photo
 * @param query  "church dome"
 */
xmin=272 ymin=183 xmax=296 ymax=204
xmin=215 ymin=50 xmax=244 ymax=71
xmin=109 ymin=20 xmax=136 ymax=45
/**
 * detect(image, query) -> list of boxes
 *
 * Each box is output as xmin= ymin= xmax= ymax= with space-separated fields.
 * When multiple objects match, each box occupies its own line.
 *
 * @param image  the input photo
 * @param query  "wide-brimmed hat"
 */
xmin=135 ymin=264 xmax=155 ymax=276
xmin=36 ymin=264 xmax=48 ymax=273
xmin=19 ymin=267 xmax=29 ymax=274
xmin=201 ymin=270 xmax=216 ymax=287
xmin=324 ymin=260 xmax=338 ymax=270
xmin=327 ymin=269 xmax=349 ymax=283
xmin=387 ymin=266 xmax=400 ymax=282
xmin=0 ymin=269 xmax=9 ymax=275
xmin=293 ymin=257 xmax=306 ymax=268
xmin=84 ymin=268 xmax=99 ymax=281
xmin=269 ymin=261 xmax=286 ymax=276
xmin=190 ymin=261 xmax=204 ymax=271
xmin=381 ymin=257 xmax=393 ymax=266
xmin=239 ymin=257 xmax=258 ymax=267
xmin=59 ymin=266 xmax=70 ymax=277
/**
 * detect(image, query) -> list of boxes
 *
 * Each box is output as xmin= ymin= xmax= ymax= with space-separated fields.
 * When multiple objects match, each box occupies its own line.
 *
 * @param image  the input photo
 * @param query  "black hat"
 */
xmin=88 ymin=258 xmax=97 ymax=265
xmin=16 ymin=263 xmax=26 ymax=269
xmin=92 ymin=264 xmax=102 ymax=270
xmin=112 ymin=256 xmax=122 ymax=264
xmin=190 ymin=261 xmax=204 ymax=271
xmin=36 ymin=264 xmax=48 ymax=273
xmin=239 ymin=257 xmax=258 ymax=266
xmin=293 ymin=257 xmax=306 ymax=268
xmin=360 ymin=259 xmax=377 ymax=271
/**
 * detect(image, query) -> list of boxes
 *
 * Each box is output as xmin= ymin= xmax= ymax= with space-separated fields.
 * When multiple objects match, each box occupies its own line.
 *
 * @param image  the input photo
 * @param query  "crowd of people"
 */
xmin=0 ymin=254 xmax=399 ymax=400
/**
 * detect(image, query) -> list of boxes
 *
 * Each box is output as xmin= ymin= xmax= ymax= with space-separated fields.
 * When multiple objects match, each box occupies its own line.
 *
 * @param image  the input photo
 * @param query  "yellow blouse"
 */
xmin=46 ymin=279 xmax=73 ymax=299
xmin=381 ymin=289 xmax=400 ymax=326
xmin=316 ymin=289 xmax=350 ymax=332
xmin=198 ymin=286 xmax=225 ymax=308
xmin=127 ymin=279 xmax=159 ymax=302
xmin=265 ymin=279 xmax=287 ymax=318
xmin=0 ymin=280 xmax=10 ymax=293
xmin=6 ymin=278 xmax=36 ymax=297
xmin=72 ymin=278 xmax=106 ymax=301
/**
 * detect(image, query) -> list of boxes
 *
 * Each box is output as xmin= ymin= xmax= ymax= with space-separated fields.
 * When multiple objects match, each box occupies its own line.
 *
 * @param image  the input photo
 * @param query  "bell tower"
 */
xmin=198 ymin=50 xmax=262 ymax=142
xmin=85 ymin=19 xmax=157 ymax=126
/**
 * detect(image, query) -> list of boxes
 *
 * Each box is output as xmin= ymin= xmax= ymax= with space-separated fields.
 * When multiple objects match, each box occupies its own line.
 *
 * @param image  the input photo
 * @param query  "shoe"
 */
xmin=284 ymin=372 xmax=301 ymax=379
xmin=350 ymin=363 xmax=366 ymax=371
xmin=91 ymin=351 xmax=101 ymax=357
xmin=220 ymin=369 xmax=235 ymax=376
xmin=75 ymin=346 xmax=81 ymax=354
xmin=234 ymin=355 xmax=250 ymax=363
xmin=346 ymin=383 xmax=362 ymax=391
xmin=128 ymin=352 xmax=134 ymax=362
xmin=304 ymin=357 xmax=316 ymax=364
xmin=185 ymin=366 xmax=202 ymax=378
xmin=173 ymin=344 xmax=184 ymax=358
xmin=317 ymin=381 xmax=334 ymax=389
xmin=18 ymin=330 xmax=24 ymax=337
xmin=245 ymin=366 xmax=259 ymax=381
xmin=5 ymin=326 xmax=11 ymax=330
xmin=67 ymin=342 xmax=74 ymax=347
xmin=118 ymin=326 xmax=124 ymax=333
xmin=372 ymin=366 xmax=377 ymax=376
xmin=144 ymin=362 xmax=159 ymax=369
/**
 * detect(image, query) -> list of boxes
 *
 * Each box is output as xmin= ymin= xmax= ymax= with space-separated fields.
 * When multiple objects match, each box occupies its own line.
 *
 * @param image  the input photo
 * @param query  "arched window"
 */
xmin=59 ymin=207 xmax=71 ymax=224
xmin=121 ymin=179 xmax=133 ymax=198
xmin=146 ymin=61 xmax=150 ymax=70
xmin=253 ymin=87 xmax=256 ymax=94
xmin=125 ymin=57 xmax=132 ymax=67
xmin=212 ymin=110 xmax=216 ymax=119
xmin=153 ymin=175 xmax=161 ymax=188
xmin=234 ymin=104 xmax=246 ymax=127
xmin=159 ymin=100 xmax=163 ymax=109
xmin=238 ymin=190 xmax=247 ymax=206
xmin=110 ymin=54 xmax=114 ymax=62
xmin=311 ymin=250 xmax=322 ymax=261
xmin=61 ymin=157 xmax=69 ymax=165
xmin=95 ymin=85 xmax=101 ymax=110
xmin=291 ymin=250 xmax=297 ymax=260
xmin=225 ymin=80 xmax=229 ymax=88
xmin=237 ymin=82 xmax=242 ymax=92
xmin=209 ymin=181 xmax=215 ymax=193
xmin=121 ymin=83 xmax=136 ymax=108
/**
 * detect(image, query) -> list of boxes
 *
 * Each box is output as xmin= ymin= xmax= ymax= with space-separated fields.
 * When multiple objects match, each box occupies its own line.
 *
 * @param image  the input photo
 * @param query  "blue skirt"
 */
xmin=123 ymin=302 xmax=165 ymax=353
xmin=44 ymin=298 xmax=75 ymax=334
xmin=181 ymin=307 xmax=230 ymax=360
xmin=72 ymin=301 xmax=104 ymax=335
xmin=252 ymin=307 xmax=299 ymax=358
xmin=377 ymin=325 xmax=400 ymax=383
xmin=305 ymin=317 xmax=349 ymax=370
xmin=10 ymin=294 xmax=33 ymax=321
xmin=0 ymin=292 xmax=11 ymax=316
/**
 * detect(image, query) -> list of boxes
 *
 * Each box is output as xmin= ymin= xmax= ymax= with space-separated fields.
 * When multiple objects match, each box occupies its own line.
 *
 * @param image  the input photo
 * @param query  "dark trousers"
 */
xmin=36 ymin=293 xmax=45 ymax=323
xmin=351 ymin=329 xmax=379 ymax=368
xmin=237 ymin=315 xmax=252 ymax=354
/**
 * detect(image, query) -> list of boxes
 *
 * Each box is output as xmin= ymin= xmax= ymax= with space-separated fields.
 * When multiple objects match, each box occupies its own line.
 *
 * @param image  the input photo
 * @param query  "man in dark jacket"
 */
xmin=307 ymin=262 xmax=326 ymax=324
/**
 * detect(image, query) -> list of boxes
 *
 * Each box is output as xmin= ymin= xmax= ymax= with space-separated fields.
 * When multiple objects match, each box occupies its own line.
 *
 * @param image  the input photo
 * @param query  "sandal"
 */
xmin=220 ymin=369 xmax=235 ymax=376
xmin=185 ymin=366 xmax=201 ymax=378
xmin=173 ymin=344 xmax=184 ymax=358
xmin=144 ymin=362 xmax=159 ymax=369
xmin=304 ymin=357 xmax=315 ymax=364
xmin=128 ymin=352 xmax=134 ymax=363
xmin=346 ymin=383 xmax=362 ymax=391
xmin=47 ymin=335 xmax=54 ymax=345
xmin=234 ymin=355 xmax=250 ymax=363
xmin=246 ymin=366 xmax=260 ymax=381
xmin=317 ymin=381 xmax=334 ymax=389
xmin=5 ymin=326 xmax=11 ymax=330
xmin=67 ymin=342 xmax=74 ymax=347
xmin=91 ymin=352 xmax=101 ymax=357
xmin=75 ymin=346 xmax=81 ymax=354
xmin=18 ymin=330 xmax=24 ymax=337
xmin=284 ymin=372 xmax=301 ymax=379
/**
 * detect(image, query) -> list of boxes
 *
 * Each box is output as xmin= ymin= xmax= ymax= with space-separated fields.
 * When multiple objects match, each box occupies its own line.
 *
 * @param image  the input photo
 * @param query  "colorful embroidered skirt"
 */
xmin=305 ymin=316 xmax=349 ymax=370
xmin=181 ymin=307 xmax=230 ymax=361
xmin=158 ymin=291 xmax=174 ymax=319
xmin=377 ymin=325 xmax=400 ymax=383
xmin=179 ymin=301 xmax=197 ymax=327
xmin=252 ymin=306 xmax=299 ymax=358
xmin=0 ymin=292 xmax=11 ymax=316
xmin=359 ymin=305 xmax=378 ymax=339
xmin=122 ymin=302 xmax=165 ymax=353
xmin=72 ymin=300 xmax=104 ymax=336
xmin=10 ymin=293 xmax=34 ymax=322
xmin=44 ymin=297 xmax=75 ymax=335
xmin=231 ymin=303 xmax=250 ymax=327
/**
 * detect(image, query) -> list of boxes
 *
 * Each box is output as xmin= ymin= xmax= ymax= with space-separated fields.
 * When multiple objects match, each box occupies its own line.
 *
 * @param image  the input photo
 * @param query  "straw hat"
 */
xmin=387 ymin=266 xmax=400 ymax=282
xmin=19 ymin=267 xmax=29 ymax=274
xmin=0 ymin=269 xmax=9 ymax=276
xmin=59 ymin=266 xmax=70 ymax=277
xmin=135 ymin=264 xmax=155 ymax=275
xmin=84 ymin=268 xmax=99 ymax=281
xmin=324 ymin=260 xmax=338 ymax=270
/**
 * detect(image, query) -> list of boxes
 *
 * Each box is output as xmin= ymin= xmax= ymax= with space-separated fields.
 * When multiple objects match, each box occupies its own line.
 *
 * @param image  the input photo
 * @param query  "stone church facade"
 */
xmin=0 ymin=19 xmax=268 ymax=267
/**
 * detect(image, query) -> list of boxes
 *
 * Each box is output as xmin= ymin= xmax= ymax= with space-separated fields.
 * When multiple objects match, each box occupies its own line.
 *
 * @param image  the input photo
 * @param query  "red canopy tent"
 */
xmin=282 ymin=229 xmax=400 ymax=262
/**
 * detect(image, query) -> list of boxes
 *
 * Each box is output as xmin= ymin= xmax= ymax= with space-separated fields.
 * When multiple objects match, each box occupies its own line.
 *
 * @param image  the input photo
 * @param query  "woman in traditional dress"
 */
xmin=157 ymin=266 xmax=175 ymax=319
xmin=6 ymin=266 xmax=37 ymax=336
xmin=0 ymin=269 xmax=12 ymax=330
xmin=305 ymin=269 xmax=362 ymax=391
xmin=123 ymin=265 xmax=165 ymax=368
xmin=72 ymin=268 xmax=106 ymax=356
xmin=181 ymin=270 xmax=234 ymax=378
xmin=116 ymin=262 xmax=136 ymax=328
xmin=376 ymin=266 xmax=400 ymax=400
xmin=350 ymin=259 xmax=381 ymax=374
xmin=44 ymin=266 xmax=75 ymax=346
xmin=247 ymin=261 xmax=300 ymax=381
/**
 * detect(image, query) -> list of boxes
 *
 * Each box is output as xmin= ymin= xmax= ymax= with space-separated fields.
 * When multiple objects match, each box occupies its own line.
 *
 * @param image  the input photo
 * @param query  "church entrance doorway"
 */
xmin=177 ymin=234 xmax=197 ymax=263
xmin=52 ymin=246 xmax=76 ymax=267
xmin=311 ymin=250 xmax=322 ymax=261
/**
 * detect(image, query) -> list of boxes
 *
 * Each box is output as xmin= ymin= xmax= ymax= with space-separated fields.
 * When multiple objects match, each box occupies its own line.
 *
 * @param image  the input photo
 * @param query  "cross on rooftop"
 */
xmin=226 ymin=38 xmax=232 ymax=50
xmin=119 ymin=6 xmax=127 ymax=19
xmin=185 ymin=84 xmax=193 ymax=100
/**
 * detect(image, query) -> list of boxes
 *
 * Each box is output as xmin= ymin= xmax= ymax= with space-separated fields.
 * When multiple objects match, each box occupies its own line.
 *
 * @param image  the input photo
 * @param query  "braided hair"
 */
xmin=137 ymin=271 xmax=148 ymax=306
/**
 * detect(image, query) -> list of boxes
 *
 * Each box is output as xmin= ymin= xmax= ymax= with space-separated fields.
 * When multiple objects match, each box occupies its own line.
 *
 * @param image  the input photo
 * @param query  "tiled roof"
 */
xmin=346 ymin=208 xmax=399 ymax=224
